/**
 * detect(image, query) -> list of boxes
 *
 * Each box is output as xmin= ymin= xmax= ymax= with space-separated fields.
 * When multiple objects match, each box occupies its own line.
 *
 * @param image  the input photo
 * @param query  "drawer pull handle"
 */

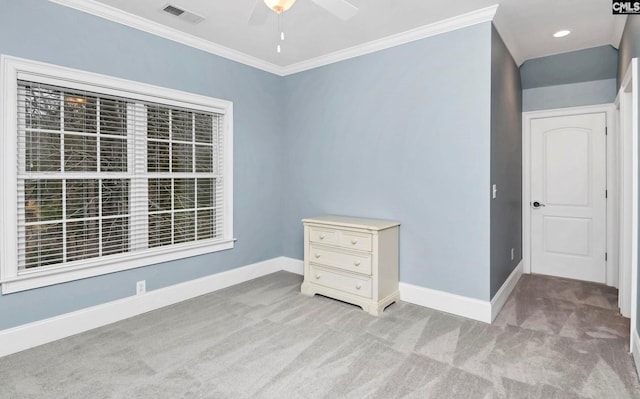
xmin=314 ymin=253 xmax=321 ymax=258
xmin=351 ymin=239 xmax=358 ymax=245
xmin=356 ymin=284 xmax=362 ymax=290
xmin=315 ymin=274 xmax=321 ymax=280
xmin=354 ymin=260 xmax=361 ymax=267
xmin=319 ymin=234 xmax=326 ymax=239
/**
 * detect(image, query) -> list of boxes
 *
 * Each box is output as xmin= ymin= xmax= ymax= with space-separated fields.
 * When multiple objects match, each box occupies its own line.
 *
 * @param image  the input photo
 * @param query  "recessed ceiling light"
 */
xmin=553 ymin=30 xmax=571 ymax=38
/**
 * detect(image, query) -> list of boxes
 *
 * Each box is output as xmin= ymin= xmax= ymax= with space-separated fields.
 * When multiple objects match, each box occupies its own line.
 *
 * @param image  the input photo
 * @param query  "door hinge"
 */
xmin=605 ymin=189 xmax=608 ymax=199
xmin=605 ymin=127 xmax=608 ymax=136
xmin=605 ymin=252 xmax=608 ymax=261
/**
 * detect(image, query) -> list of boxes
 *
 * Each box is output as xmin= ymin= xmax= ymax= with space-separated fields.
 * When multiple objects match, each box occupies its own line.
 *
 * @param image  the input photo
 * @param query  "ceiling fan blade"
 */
xmin=311 ymin=0 xmax=358 ymax=21
xmin=248 ymin=0 xmax=269 ymax=25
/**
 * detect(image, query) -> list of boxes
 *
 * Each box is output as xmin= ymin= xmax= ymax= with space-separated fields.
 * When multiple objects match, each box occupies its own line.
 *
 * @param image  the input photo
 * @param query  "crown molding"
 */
xmin=49 ymin=0 xmax=498 ymax=77
xmin=281 ymin=4 xmax=499 ymax=76
xmin=48 ymin=0 xmax=283 ymax=75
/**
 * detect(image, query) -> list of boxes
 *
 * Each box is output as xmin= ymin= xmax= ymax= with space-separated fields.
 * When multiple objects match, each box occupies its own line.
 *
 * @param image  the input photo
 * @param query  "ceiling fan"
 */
xmin=249 ymin=0 xmax=359 ymax=25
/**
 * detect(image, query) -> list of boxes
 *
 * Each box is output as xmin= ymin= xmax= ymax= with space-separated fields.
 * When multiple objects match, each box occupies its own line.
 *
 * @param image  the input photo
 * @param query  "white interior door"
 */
xmin=531 ymin=113 xmax=607 ymax=283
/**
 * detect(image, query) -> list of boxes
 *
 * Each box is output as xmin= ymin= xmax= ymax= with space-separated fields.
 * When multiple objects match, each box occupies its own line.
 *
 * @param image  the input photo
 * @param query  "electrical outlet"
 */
xmin=136 ymin=280 xmax=146 ymax=296
xmin=510 ymin=248 xmax=514 ymax=261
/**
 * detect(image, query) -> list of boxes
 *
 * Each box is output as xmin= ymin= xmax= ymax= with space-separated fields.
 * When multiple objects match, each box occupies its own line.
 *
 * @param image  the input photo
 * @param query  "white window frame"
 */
xmin=0 ymin=55 xmax=234 ymax=294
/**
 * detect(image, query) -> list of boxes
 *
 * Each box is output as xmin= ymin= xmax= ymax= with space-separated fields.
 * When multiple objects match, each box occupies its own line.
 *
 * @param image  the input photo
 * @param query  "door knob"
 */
xmin=532 ymin=201 xmax=546 ymax=208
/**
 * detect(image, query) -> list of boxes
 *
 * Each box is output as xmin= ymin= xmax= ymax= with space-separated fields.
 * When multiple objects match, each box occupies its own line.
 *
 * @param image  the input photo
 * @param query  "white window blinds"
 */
xmin=15 ymin=80 xmax=225 ymax=273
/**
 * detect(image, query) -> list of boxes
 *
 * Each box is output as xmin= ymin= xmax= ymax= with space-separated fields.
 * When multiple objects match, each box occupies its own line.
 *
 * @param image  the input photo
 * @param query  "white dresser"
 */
xmin=300 ymin=215 xmax=400 ymax=316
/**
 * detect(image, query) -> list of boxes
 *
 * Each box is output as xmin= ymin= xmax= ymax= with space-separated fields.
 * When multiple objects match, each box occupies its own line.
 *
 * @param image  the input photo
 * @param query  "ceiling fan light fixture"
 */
xmin=264 ymin=0 xmax=297 ymax=13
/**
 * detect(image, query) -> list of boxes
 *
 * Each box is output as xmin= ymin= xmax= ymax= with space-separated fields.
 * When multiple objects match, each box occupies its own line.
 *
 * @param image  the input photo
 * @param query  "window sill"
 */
xmin=0 ymin=239 xmax=235 ymax=294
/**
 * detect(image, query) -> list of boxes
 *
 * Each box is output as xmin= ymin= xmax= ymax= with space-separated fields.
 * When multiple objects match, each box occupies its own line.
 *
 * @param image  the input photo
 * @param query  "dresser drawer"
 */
xmin=309 ymin=244 xmax=372 ymax=275
xmin=310 ymin=226 xmax=372 ymax=252
xmin=309 ymin=265 xmax=372 ymax=299
xmin=309 ymin=227 xmax=340 ymax=246
xmin=340 ymin=231 xmax=372 ymax=252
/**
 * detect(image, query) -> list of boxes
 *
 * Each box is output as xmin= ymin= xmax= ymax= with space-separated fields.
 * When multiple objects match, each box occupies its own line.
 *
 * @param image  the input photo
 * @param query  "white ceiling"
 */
xmin=59 ymin=0 xmax=627 ymax=73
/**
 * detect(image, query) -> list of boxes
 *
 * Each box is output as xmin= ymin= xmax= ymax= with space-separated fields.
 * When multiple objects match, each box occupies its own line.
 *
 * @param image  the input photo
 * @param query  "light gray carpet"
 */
xmin=1 ymin=271 xmax=639 ymax=398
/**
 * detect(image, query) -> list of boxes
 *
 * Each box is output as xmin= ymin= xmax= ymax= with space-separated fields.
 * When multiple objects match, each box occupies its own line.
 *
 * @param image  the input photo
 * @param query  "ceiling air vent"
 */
xmin=162 ymin=4 xmax=205 ymax=23
xmin=163 ymin=5 xmax=184 ymax=16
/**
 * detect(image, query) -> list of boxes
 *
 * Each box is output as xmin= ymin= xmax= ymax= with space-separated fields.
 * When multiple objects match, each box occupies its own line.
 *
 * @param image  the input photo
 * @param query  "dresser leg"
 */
xmin=300 ymin=283 xmax=314 ymax=297
xmin=368 ymin=306 xmax=382 ymax=316
xmin=369 ymin=292 xmax=400 ymax=316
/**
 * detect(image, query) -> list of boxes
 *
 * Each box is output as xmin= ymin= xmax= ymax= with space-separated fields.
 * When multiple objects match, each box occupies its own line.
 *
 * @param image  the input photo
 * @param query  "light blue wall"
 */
xmin=520 ymin=45 xmax=619 ymax=112
xmin=490 ymin=25 xmax=522 ymax=298
xmin=616 ymin=15 xmax=640 ymax=333
xmin=522 ymin=79 xmax=617 ymax=112
xmin=0 ymin=0 xmax=284 ymax=330
xmin=520 ymin=45 xmax=618 ymax=89
xmin=281 ymin=23 xmax=493 ymax=300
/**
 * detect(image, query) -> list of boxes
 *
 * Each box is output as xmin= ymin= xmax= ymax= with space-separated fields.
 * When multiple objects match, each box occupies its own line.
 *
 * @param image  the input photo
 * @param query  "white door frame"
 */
xmin=616 ymin=58 xmax=638 ymax=352
xmin=523 ymin=104 xmax=618 ymax=286
xmin=617 ymin=74 xmax=633 ymax=318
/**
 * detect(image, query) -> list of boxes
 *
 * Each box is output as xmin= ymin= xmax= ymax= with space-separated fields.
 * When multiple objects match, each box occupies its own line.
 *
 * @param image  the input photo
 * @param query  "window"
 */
xmin=0 ymin=56 xmax=233 ymax=294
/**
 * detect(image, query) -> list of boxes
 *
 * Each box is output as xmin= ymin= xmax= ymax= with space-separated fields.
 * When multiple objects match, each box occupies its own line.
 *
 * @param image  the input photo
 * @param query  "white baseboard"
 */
xmin=280 ymin=257 xmax=303 ymax=275
xmin=633 ymin=329 xmax=640 ymax=379
xmin=490 ymin=260 xmax=523 ymax=322
xmin=287 ymin=256 xmax=520 ymax=324
xmin=399 ymin=282 xmax=492 ymax=323
xmin=398 ymin=261 xmax=523 ymax=324
xmin=0 ymin=256 xmax=524 ymax=357
xmin=0 ymin=257 xmax=291 ymax=358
